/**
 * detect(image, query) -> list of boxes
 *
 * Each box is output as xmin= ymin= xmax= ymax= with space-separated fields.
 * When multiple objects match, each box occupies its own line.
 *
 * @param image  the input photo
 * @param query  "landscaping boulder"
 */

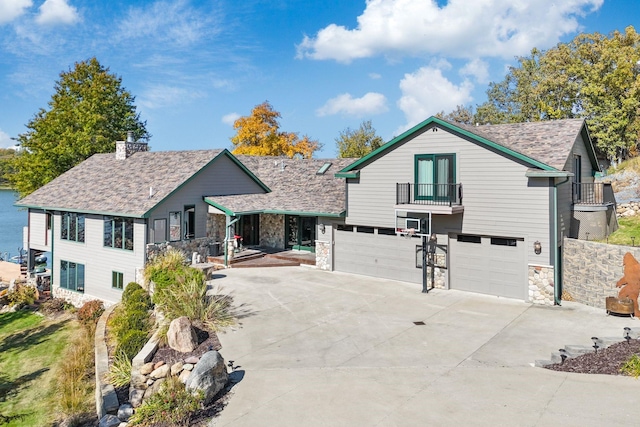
xmin=149 ymin=364 xmax=170 ymax=379
xmin=98 ymin=414 xmax=121 ymax=427
xmin=117 ymin=403 xmax=134 ymax=422
xmin=167 ymin=316 xmax=198 ymax=353
xmin=140 ymin=362 xmax=154 ymax=375
xmin=185 ymin=350 xmax=228 ymax=404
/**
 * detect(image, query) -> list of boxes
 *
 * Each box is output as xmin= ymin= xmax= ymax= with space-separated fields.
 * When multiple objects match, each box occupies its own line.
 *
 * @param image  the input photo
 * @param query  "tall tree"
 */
xmin=474 ymin=27 xmax=640 ymax=161
xmin=335 ymin=120 xmax=384 ymax=158
xmin=9 ymin=58 xmax=149 ymax=197
xmin=436 ymin=105 xmax=475 ymax=125
xmin=0 ymin=148 xmax=16 ymax=188
xmin=231 ymin=101 xmax=319 ymax=158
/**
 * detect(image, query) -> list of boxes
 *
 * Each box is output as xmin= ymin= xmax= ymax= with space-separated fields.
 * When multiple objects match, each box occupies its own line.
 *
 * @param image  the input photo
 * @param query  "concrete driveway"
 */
xmin=211 ymin=267 xmax=640 ymax=426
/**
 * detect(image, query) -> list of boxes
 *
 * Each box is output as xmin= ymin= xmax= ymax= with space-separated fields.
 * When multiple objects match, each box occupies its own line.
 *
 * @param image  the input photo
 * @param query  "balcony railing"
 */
xmin=572 ymin=182 xmax=616 ymax=205
xmin=396 ymin=183 xmax=463 ymax=206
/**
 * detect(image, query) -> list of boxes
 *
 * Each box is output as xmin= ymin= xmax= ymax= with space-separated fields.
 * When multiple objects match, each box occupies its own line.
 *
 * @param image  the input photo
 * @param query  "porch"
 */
xmin=395 ymin=183 xmax=464 ymax=214
xmin=208 ymin=247 xmax=316 ymax=268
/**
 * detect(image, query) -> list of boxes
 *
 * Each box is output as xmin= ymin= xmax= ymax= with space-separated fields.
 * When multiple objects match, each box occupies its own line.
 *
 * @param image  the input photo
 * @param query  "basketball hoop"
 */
xmin=401 ymin=228 xmax=416 ymax=239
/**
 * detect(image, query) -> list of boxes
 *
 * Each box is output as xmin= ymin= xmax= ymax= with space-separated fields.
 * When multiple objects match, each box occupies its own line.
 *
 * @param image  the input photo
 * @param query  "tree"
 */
xmin=436 ymin=105 xmax=475 ymax=125
xmin=0 ymin=148 xmax=16 ymax=187
xmin=231 ymin=101 xmax=319 ymax=158
xmin=335 ymin=120 xmax=384 ymax=158
xmin=9 ymin=58 xmax=149 ymax=197
xmin=474 ymin=27 xmax=640 ymax=161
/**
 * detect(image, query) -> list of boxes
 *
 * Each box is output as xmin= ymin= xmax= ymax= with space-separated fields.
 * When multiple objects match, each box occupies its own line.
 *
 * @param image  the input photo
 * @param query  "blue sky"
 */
xmin=0 ymin=0 xmax=638 ymax=158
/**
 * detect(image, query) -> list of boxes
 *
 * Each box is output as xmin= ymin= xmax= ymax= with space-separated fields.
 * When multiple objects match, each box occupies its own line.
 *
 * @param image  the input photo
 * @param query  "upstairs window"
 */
xmin=61 ymin=212 xmax=85 ymax=243
xmin=104 ymin=216 xmax=134 ymax=251
xmin=415 ymin=154 xmax=455 ymax=200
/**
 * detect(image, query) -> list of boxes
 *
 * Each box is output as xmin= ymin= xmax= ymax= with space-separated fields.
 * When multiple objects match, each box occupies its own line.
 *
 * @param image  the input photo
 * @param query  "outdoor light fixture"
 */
xmin=533 ymin=241 xmax=542 ymax=255
xmin=591 ymin=337 xmax=600 ymax=353
xmin=624 ymin=327 xmax=632 ymax=344
xmin=559 ymin=348 xmax=568 ymax=364
xmin=319 ymin=223 xmax=326 ymax=234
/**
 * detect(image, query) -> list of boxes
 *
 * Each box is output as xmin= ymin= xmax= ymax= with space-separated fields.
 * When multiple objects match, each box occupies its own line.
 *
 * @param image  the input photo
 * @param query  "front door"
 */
xmin=286 ymin=215 xmax=316 ymax=252
xmin=239 ymin=214 xmax=260 ymax=246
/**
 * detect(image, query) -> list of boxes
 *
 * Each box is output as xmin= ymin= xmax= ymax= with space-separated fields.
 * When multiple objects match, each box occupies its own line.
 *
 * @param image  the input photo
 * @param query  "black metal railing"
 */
xmin=396 ymin=183 xmax=463 ymax=206
xmin=573 ymin=182 xmax=615 ymax=205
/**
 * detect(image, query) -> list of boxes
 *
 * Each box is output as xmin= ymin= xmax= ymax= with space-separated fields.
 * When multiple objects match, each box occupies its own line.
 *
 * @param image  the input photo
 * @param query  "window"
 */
xmin=316 ymin=162 xmax=332 ymax=175
xmin=491 ymin=237 xmax=517 ymax=247
xmin=60 ymin=260 xmax=85 ymax=293
xmin=169 ymin=211 xmax=181 ymax=241
xmin=573 ymin=155 xmax=582 ymax=200
xmin=112 ymin=271 xmax=124 ymax=290
xmin=104 ymin=216 xmax=134 ymax=250
xmin=415 ymin=154 xmax=455 ymax=199
xmin=336 ymin=224 xmax=353 ymax=231
xmin=356 ymin=226 xmax=374 ymax=234
xmin=61 ymin=212 xmax=85 ymax=242
xmin=152 ymin=219 xmax=167 ymax=243
xmin=377 ymin=227 xmax=397 ymax=235
xmin=457 ymin=234 xmax=481 ymax=243
xmin=184 ymin=205 xmax=195 ymax=239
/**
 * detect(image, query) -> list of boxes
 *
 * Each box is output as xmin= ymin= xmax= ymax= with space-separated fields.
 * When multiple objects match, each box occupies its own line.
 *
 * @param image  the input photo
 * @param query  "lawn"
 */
xmin=0 ymin=310 xmax=80 ymax=426
xmin=600 ymin=215 xmax=640 ymax=246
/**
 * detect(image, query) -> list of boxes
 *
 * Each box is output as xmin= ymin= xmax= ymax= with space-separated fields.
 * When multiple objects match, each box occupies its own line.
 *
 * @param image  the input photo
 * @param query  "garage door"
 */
xmin=334 ymin=228 xmax=422 ymax=284
xmin=449 ymin=234 xmax=526 ymax=299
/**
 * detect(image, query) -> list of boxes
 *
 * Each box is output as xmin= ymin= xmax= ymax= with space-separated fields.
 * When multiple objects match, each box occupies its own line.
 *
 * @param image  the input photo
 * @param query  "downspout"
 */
xmin=553 ymin=177 xmax=570 ymax=305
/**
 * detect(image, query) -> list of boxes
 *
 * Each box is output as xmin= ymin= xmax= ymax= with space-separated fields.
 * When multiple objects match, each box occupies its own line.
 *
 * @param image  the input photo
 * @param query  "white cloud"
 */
xmin=369 ymin=72 xmax=381 ymax=80
xmin=316 ymin=92 xmax=388 ymax=117
xmin=297 ymin=0 xmax=603 ymax=63
xmin=460 ymin=58 xmax=489 ymax=84
xmin=117 ymin=0 xmax=219 ymax=48
xmin=222 ymin=113 xmax=240 ymax=126
xmin=396 ymin=66 xmax=473 ymax=133
xmin=138 ymin=84 xmax=204 ymax=109
xmin=35 ymin=0 xmax=79 ymax=25
xmin=0 ymin=128 xmax=15 ymax=148
xmin=0 ymin=0 xmax=32 ymax=24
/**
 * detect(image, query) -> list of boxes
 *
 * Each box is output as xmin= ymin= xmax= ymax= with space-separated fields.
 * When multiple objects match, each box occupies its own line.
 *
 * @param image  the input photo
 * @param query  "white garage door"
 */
xmin=334 ymin=228 xmax=422 ymax=284
xmin=449 ymin=234 xmax=526 ymax=299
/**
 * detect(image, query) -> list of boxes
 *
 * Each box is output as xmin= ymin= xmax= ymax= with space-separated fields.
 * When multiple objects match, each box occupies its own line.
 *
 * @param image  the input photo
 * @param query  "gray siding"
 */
xmin=147 ymin=154 xmax=265 ymax=243
xmin=51 ymin=212 xmax=146 ymax=305
xmin=346 ymin=128 xmax=552 ymax=266
xmin=27 ymin=209 xmax=50 ymax=251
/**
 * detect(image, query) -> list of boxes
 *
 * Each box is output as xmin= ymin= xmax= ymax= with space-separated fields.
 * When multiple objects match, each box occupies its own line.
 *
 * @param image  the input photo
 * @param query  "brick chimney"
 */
xmin=116 ymin=131 xmax=148 ymax=160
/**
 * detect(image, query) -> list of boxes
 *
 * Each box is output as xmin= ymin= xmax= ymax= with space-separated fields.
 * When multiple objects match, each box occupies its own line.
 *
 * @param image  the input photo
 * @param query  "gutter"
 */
xmin=553 ymin=176 xmax=570 ymax=305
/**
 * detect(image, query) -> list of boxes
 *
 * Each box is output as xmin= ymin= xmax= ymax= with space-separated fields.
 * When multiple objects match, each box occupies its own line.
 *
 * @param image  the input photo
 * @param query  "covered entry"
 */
xmin=449 ymin=234 xmax=526 ymax=299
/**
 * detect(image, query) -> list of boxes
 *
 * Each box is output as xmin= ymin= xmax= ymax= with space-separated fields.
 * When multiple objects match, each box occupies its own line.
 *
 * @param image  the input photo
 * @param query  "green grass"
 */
xmin=0 ymin=311 xmax=81 ymax=426
xmin=598 ymin=215 xmax=640 ymax=246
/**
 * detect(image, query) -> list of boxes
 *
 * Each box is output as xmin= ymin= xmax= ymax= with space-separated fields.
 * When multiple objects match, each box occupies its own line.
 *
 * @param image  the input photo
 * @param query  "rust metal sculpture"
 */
xmin=615 ymin=252 xmax=640 ymax=318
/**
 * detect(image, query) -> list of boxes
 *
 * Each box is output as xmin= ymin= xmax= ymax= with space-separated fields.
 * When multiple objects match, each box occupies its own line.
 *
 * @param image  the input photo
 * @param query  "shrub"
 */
xmin=106 ymin=349 xmax=132 ymax=388
xmin=6 ymin=284 xmax=37 ymax=307
xmin=144 ymin=248 xmax=188 ymax=286
xmin=110 ymin=308 xmax=151 ymax=342
xmin=128 ymin=376 xmax=203 ymax=426
xmin=122 ymin=282 xmax=145 ymax=304
xmin=123 ymin=287 xmax=152 ymax=312
xmin=116 ymin=329 xmax=149 ymax=360
xmin=40 ymin=297 xmax=74 ymax=314
xmin=76 ymin=300 xmax=104 ymax=326
xmin=621 ymin=354 xmax=640 ymax=378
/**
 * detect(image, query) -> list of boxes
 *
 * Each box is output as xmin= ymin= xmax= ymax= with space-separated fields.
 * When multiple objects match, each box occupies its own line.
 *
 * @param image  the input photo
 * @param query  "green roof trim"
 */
xmin=337 ymin=116 xmax=557 ymax=174
xmin=334 ymin=170 xmax=360 ymax=179
xmin=142 ymin=150 xmax=270 ymax=218
xmin=204 ymin=198 xmax=236 ymax=216
xmin=12 ymin=204 xmax=146 ymax=218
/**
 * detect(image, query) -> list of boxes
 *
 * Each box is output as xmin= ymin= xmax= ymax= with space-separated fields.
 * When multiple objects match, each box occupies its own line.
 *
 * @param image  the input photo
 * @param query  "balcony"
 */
xmin=572 ymin=182 xmax=615 ymax=205
xmin=396 ymin=183 xmax=463 ymax=214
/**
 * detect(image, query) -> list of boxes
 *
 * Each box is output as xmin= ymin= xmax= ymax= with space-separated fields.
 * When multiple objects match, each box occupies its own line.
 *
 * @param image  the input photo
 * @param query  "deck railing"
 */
xmin=396 ymin=183 xmax=463 ymax=206
xmin=572 ymin=182 xmax=615 ymax=205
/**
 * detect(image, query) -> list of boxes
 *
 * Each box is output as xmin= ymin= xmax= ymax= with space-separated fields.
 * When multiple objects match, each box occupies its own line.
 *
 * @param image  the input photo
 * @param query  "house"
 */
xmin=330 ymin=116 xmax=616 ymax=305
xmin=15 ymin=135 xmax=352 ymax=306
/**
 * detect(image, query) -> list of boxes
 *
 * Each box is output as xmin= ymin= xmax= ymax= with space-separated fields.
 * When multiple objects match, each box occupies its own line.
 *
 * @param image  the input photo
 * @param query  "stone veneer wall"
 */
xmin=207 ymin=215 xmax=226 ymax=243
xmin=430 ymin=253 xmax=447 ymax=289
xmin=316 ymin=241 xmax=330 ymax=270
xmin=528 ymin=265 xmax=554 ymax=306
xmin=146 ymin=237 xmax=221 ymax=263
xmin=260 ymin=214 xmax=285 ymax=248
xmin=562 ymin=237 xmax=632 ymax=309
xmin=53 ymin=286 xmax=115 ymax=308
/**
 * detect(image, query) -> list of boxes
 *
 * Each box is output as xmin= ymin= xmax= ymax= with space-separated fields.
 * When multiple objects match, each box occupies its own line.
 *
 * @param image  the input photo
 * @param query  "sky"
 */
xmin=0 ymin=0 xmax=639 ymax=158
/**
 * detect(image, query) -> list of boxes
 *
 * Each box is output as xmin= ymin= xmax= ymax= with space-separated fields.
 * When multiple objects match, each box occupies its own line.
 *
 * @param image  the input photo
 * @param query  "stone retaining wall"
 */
xmin=146 ymin=237 xmax=220 ymax=263
xmin=95 ymin=305 xmax=119 ymax=419
xmin=617 ymin=201 xmax=640 ymax=217
xmin=562 ymin=237 xmax=632 ymax=308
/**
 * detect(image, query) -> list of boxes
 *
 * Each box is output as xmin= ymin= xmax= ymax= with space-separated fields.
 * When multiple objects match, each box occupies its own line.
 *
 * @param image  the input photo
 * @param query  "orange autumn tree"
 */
xmin=230 ymin=101 xmax=320 ymax=158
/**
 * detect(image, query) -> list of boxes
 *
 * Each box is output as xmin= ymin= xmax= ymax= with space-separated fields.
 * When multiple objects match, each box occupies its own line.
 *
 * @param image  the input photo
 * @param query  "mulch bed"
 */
xmin=151 ymin=326 xmax=222 ymax=366
xmin=545 ymin=338 xmax=640 ymax=375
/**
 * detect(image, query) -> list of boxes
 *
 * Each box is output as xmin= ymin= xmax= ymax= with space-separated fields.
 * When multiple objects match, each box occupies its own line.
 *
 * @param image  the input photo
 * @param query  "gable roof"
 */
xmin=205 ymin=156 xmax=355 ymax=217
xmin=16 ymin=149 xmax=269 ymax=218
xmin=338 ymin=116 xmax=595 ymax=175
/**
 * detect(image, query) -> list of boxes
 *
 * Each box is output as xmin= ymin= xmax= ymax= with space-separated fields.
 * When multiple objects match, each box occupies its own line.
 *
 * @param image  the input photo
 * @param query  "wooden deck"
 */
xmin=208 ymin=247 xmax=316 ymax=268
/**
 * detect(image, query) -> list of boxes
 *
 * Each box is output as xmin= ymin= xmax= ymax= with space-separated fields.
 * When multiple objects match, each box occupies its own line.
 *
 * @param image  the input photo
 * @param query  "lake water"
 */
xmin=0 ymin=189 xmax=27 ymax=260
